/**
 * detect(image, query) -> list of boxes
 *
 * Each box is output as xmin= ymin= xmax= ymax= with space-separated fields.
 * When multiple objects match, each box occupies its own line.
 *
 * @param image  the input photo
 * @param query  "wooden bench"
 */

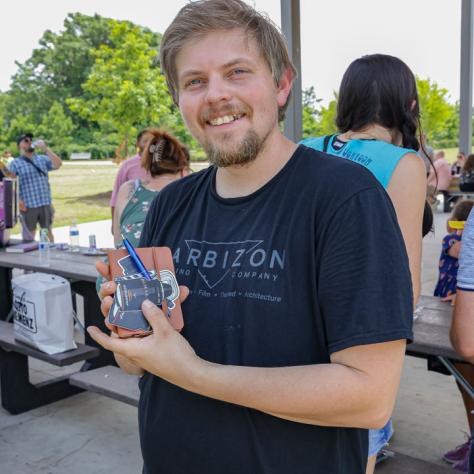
xmin=69 ymin=365 xmax=140 ymax=407
xmin=0 ymin=320 xmax=100 ymax=414
xmin=70 ymin=152 xmax=91 ymax=160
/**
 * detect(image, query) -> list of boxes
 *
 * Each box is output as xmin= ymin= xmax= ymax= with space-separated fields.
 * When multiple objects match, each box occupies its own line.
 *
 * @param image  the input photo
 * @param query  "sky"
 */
xmin=0 ymin=0 xmax=464 ymax=105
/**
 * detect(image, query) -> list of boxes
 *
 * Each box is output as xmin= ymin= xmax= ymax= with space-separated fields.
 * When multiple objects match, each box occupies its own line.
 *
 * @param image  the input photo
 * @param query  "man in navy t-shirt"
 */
xmin=91 ymin=1 xmax=413 ymax=473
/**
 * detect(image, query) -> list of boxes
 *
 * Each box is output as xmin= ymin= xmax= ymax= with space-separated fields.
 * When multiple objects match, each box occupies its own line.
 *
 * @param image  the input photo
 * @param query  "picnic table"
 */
xmin=409 ymin=295 xmax=474 ymax=399
xmin=440 ymin=176 xmax=474 ymax=212
xmin=0 ymin=245 xmax=116 ymax=413
xmin=0 ymin=245 xmax=113 ymax=368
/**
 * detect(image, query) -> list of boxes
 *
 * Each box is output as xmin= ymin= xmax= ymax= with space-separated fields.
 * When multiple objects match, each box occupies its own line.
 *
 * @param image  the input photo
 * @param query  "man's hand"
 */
xmin=19 ymin=200 xmax=27 ymax=212
xmin=95 ymin=259 xmax=190 ymax=376
xmin=88 ymin=298 xmax=199 ymax=389
xmin=35 ymin=139 xmax=47 ymax=150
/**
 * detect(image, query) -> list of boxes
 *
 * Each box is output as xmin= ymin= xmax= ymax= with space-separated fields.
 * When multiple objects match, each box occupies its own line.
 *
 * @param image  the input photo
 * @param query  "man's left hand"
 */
xmin=87 ymin=299 xmax=202 ymax=389
xmin=35 ymin=140 xmax=47 ymax=150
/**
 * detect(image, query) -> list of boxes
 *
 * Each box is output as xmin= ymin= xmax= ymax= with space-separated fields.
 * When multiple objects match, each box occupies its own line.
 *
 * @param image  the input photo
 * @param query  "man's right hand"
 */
xmin=96 ymin=260 xmax=145 ymax=375
xmin=19 ymin=200 xmax=27 ymax=212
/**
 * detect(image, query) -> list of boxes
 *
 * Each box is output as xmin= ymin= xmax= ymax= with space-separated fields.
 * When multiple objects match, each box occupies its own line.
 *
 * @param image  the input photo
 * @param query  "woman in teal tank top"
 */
xmin=112 ymin=128 xmax=190 ymax=248
xmin=302 ymin=54 xmax=430 ymax=474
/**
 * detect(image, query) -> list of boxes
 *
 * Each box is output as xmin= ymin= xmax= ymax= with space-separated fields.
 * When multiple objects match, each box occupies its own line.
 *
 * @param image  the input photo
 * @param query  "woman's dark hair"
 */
xmin=337 ymin=54 xmax=433 ymax=236
xmin=452 ymin=199 xmax=474 ymax=222
xmin=337 ymin=54 xmax=422 ymax=150
xmin=141 ymin=129 xmax=190 ymax=177
xmin=462 ymin=154 xmax=474 ymax=174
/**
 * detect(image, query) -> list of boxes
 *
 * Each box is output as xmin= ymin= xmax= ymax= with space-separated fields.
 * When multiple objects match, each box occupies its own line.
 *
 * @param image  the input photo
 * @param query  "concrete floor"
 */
xmin=0 ymin=202 xmax=470 ymax=473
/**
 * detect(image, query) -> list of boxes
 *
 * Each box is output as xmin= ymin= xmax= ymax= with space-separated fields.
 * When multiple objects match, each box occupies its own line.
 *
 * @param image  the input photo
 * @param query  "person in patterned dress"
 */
xmin=434 ymin=200 xmax=474 ymax=302
xmin=112 ymin=129 xmax=190 ymax=247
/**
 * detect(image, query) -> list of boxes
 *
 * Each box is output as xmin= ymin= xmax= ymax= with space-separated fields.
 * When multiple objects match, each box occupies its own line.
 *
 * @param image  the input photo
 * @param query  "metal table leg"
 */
xmin=0 ymin=266 xmax=12 ymax=321
xmin=437 ymin=356 xmax=474 ymax=400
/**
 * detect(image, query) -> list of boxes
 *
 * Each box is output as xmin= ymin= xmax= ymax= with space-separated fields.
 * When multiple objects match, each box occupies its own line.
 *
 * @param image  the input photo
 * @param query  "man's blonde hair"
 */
xmin=160 ymin=0 xmax=296 ymax=121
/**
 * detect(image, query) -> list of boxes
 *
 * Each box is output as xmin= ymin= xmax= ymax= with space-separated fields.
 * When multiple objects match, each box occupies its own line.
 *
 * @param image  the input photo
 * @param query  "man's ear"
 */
xmin=411 ymin=99 xmax=417 ymax=111
xmin=276 ymin=67 xmax=294 ymax=109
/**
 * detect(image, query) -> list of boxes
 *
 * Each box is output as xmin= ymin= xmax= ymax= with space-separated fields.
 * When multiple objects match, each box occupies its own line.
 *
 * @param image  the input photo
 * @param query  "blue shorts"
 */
xmin=368 ymin=420 xmax=394 ymax=457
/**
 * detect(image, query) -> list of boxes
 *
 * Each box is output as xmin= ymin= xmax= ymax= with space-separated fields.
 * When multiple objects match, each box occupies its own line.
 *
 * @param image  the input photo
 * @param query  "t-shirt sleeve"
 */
xmin=317 ymin=186 xmax=413 ymax=354
xmin=110 ymin=162 xmax=128 ymax=207
xmin=458 ymin=209 xmax=474 ymax=291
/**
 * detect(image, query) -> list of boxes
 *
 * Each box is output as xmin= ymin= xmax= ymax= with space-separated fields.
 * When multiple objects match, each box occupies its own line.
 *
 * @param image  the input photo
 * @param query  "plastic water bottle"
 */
xmin=69 ymin=219 xmax=80 ymax=252
xmin=39 ymin=228 xmax=50 ymax=265
xmin=88 ymin=234 xmax=97 ymax=253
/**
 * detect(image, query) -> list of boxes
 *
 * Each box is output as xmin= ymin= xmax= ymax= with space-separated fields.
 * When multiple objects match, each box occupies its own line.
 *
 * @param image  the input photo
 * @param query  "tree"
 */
xmin=416 ymin=77 xmax=457 ymax=146
xmin=315 ymin=97 xmax=338 ymax=136
xmin=8 ymin=14 xmax=116 ymax=124
xmin=68 ymin=21 xmax=185 ymax=159
xmin=37 ymin=102 xmax=74 ymax=156
xmin=302 ymin=86 xmax=321 ymax=138
xmin=301 ymin=87 xmax=338 ymax=138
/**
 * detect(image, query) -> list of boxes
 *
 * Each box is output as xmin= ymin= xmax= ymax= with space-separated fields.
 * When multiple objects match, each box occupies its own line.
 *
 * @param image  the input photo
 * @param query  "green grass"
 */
xmin=50 ymin=164 xmax=116 ymax=227
xmin=11 ymin=161 xmax=210 ymax=233
xmin=10 ymin=163 xmax=116 ymax=234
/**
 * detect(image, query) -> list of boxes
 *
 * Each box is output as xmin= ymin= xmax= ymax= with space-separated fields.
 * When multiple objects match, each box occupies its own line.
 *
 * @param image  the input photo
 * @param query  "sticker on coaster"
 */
xmin=108 ymin=271 xmax=180 ymax=334
xmin=107 ymin=246 xmax=184 ymax=337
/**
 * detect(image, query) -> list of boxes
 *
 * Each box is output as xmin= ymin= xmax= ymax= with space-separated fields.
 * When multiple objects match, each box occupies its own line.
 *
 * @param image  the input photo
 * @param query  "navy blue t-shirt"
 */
xmin=138 ymin=145 xmax=413 ymax=474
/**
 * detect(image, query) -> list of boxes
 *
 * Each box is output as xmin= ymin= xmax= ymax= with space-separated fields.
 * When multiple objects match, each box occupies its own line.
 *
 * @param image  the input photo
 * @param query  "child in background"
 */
xmin=434 ymin=200 xmax=474 ymax=304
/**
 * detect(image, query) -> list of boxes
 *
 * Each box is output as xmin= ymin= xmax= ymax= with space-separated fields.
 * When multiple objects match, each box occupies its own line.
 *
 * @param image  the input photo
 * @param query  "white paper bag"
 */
xmin=12 ymin=272 xmax=77 ymax=355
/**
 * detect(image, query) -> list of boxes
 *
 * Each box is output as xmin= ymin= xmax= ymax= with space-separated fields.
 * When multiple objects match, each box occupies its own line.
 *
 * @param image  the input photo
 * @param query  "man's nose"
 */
xmin=205 ymin=76 xmax=232 ymax=104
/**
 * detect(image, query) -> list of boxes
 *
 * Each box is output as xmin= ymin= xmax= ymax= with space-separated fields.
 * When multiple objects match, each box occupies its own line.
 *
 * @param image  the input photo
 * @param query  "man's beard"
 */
xmin=204 ymin=129 xmax=266 ymax=168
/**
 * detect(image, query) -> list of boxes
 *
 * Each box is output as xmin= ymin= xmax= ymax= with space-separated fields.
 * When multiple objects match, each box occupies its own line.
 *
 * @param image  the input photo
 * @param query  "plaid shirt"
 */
xmin=8 ymin=154 xmax=53 ymax=208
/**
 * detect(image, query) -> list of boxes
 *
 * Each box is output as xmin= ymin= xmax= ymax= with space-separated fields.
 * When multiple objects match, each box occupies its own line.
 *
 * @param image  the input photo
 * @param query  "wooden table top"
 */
xmin=409 ymin=295 xmax=461 ymax=361
xmin=0 ymin=247 xmax=103 ymax=282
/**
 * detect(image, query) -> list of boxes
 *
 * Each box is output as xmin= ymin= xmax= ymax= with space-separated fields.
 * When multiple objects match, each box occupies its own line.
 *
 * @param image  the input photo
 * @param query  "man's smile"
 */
xmin=207 ymin=113 xmax=245 ymax=127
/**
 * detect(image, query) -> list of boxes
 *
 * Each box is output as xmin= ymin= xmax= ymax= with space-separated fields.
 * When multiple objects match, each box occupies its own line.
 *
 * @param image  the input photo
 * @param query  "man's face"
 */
xmin=175 ymin=29 xmax=290 ymax=167
xmin=18 ymin=137 xmax=34 ymax=155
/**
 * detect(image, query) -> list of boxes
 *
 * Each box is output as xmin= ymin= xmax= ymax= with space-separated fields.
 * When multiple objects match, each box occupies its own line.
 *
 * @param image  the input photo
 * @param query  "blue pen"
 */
xmin=122 ymin=237 xmax=152 ymax=280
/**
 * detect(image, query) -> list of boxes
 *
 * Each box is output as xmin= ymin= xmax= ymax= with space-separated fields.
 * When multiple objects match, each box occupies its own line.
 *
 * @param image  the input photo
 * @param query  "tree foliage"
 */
xmin=416 ymin=77 xmax=458 ymax=147
xmin=67 ymin=21 xmax=170 ymax=158
xmin=0 ymin=12 xmax=466 ymax=158
xmin=302 ymin=87 xmax=338 ymax=138
xmin=0 ymin=13 xmax=197 ymax=159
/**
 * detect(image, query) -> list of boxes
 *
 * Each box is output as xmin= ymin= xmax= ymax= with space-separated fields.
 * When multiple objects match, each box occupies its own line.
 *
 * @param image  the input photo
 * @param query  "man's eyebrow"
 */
xmin=179 ymin=58 xmax=254 ymax=82
xmin=179 ymin=69 xmax=202 ymax=82
xmin=221 ymin=58 xmax=254 ymax=69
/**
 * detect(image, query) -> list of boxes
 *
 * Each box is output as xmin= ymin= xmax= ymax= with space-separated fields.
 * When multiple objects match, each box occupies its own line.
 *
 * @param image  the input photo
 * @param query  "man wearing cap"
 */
xmin=8 ymin=133 xmax=62 ymax=241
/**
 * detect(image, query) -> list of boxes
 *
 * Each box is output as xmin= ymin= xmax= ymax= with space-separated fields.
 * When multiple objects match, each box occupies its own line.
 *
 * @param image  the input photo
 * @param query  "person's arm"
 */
xmin=451 ymin=290 xmax=474 ymax=361
xmin=89 ymin=301 xmax=405 ymax=429
xmin=110 ymin=161 xmax=130 ymax=233
xmin=0 ymin=161 xmax=16 ymax=179
xmin=387 ymin=152 xmax=427 ymax=304
xmin=89 ymin=185 xmax=412 ymax=429
xmin=112 ymin=181 xmax=135 ymax=246
xmin=36 ymin=140 xmax=62 ymax=169
xmin=450 ymin=210 xmax=474 ymax=359
xmin=447 ymin=238 xmax=462 ymax=259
